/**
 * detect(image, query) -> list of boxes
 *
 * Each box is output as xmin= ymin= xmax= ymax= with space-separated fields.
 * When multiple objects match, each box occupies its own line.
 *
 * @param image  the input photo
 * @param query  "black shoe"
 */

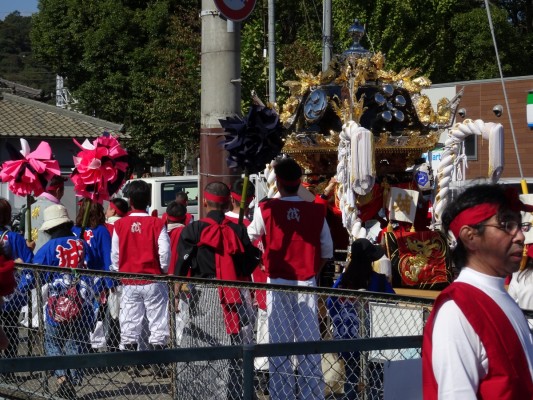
xmin=57 ymin=378 xmax=77 ymax=400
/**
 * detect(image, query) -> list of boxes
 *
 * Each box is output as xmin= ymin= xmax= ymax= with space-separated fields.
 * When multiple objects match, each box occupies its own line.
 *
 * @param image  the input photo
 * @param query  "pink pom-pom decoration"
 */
xmin=0 ymin=139 xmax=61 ymax=197
xmin=70 ymin=132 xmax=128 ymax=203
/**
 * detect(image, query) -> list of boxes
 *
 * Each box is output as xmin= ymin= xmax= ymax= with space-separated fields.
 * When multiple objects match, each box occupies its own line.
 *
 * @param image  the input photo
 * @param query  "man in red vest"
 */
xmin=110 ymin=180 xmax=171 ymax=378
xmin=174 ymin=181 xmax=261 ymax=400
xmin=423 ymin=184 xmax=533 ymax=399
xmin=248 ymin=157 xmax=333 ymax=400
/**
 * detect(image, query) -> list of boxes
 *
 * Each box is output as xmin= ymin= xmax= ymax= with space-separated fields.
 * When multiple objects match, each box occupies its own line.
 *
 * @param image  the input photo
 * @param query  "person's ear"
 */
xmin=203 ymin=198 xmax=207 ymax=208
xmin=459 ymin=225 xmax=479 ymax=251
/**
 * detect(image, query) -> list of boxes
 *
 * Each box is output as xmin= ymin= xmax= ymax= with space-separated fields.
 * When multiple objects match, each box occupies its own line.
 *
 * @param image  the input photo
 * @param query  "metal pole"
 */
xmin=268 ymin=0 xmax=276 ymax=104
xmin=200 ymin=1 xmax=241 ymax=217
xmin=322 ymin=0 xmax=332 ymax=71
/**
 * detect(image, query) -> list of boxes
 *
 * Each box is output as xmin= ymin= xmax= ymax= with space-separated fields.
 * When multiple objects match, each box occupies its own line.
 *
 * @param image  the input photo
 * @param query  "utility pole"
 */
xmin=268 ymin=0 xmax=276 ymax=104
xmin=322 ymin=0 xmax=332 ymax=71
xmin=199 ymin=0 xmax=241 ymax=216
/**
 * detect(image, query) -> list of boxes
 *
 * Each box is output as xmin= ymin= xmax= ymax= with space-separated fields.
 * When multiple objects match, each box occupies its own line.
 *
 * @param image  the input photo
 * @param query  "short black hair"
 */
xmin=111 ymin=198 xmax=129 ymax=215
xmin=128 ymin=180 xmax=151 ymax=210
xmin=175 ymin=191 xmax=188 ymax=203
xmin=205 ymin=181 xmax=230 ymax=210
xmin=274 ymin=157 xmax=302 ymax=194
xmin=166 ymin=200 xmax=186 ymax=218
xmin=231 ymin=178 xmax=255 ymax=199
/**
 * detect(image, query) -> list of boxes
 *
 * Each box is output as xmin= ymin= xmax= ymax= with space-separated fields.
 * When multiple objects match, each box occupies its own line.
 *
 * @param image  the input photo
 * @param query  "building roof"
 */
xmin=0 ymin=92 xmax=129 ymax=139
xmin=0 ymin=77 xmax=48 ymax=100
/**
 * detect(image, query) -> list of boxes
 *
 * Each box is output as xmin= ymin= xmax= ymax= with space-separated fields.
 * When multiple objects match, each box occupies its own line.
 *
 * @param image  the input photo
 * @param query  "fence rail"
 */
xmin=0 ymin=263 xmax=445 ymax=399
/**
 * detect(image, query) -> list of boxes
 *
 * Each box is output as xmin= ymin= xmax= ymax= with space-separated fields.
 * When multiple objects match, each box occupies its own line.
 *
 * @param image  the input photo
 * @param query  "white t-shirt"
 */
xmin=508 ymin=270 xmax=533 ymax=329
xmin=432 ymin=267 xmax=533 ymax=399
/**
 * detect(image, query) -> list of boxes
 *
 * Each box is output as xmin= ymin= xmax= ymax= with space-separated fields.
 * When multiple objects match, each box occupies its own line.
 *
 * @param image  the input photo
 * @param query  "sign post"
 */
xmin=214 ymin=0 xmax=256 ymax=22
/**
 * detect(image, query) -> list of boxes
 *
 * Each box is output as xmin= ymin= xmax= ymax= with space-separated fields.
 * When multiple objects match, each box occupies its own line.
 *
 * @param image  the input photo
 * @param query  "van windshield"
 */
xmin=161 ymin=182 xmax=199 ymax=207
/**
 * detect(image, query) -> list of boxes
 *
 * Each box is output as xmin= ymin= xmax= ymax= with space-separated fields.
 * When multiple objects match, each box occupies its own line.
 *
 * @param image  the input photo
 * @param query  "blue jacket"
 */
xmin=34 ymin=235 xmax=100 ymax=327
xmin=1 ymin=229 xmax=34 ymax=312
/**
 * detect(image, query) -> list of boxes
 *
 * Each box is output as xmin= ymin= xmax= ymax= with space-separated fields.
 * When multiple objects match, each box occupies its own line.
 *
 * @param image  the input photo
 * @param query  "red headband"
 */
xmin=109 ymin=202 xmax=126 ymax=217
xmin=231 ymin=192 xmax=254 ymax=204
xmin=276 ymin=177 xmax=301 ymax=186
xmin=449 ymin=203 xmax=499 ymax=238
xmin=204 ymin=192 xmax=230 ymax=203
xmin=47 ymin=183 xmax=64 ymax=191
xmin=167 ymin=214 xmax=185 ymax=223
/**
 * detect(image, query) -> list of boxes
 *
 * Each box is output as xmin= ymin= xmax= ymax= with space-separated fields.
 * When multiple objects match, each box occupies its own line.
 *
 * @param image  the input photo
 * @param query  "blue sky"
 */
xmin=0 ymin=0 xmax=38 ymax=19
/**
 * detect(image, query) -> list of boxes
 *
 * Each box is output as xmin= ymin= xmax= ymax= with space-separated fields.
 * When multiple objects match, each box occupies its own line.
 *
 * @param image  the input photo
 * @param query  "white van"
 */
xmin=116 ymin=176 xmax=199 ymax=219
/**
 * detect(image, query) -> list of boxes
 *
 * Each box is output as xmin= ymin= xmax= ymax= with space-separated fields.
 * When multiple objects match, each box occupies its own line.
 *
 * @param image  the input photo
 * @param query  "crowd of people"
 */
xmin=0 ymin=159 xmax=532 ymax=399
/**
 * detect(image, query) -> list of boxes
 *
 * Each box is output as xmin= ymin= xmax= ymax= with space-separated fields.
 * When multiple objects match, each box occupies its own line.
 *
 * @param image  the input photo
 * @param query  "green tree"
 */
xmin=0 ymin=12 xmax=54 ymax=94
xmin=31 ymin=0 xmax=200 ymax=173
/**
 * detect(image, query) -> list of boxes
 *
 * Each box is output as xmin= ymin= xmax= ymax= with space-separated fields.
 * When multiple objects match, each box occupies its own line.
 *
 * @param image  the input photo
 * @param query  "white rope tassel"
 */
xmin=433 ymin=119 xmax=504 ymax=225
xmin=487 ymin=122 xmax=504 ymax=183
xmin=351 ymin=125 xmax=375 ymax=196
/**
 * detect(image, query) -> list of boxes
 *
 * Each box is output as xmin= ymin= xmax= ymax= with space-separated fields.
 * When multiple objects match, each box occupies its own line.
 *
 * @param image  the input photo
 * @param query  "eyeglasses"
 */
xmin=482 ymin=221 xmax=532 ymax=235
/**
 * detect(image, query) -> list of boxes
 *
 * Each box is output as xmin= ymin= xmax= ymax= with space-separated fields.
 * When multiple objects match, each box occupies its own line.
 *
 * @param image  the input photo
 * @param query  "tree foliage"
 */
xmin=31 ymin=0 xmax=201 ymax=174
xmin=0 ymin=12 xmax=54 ymax=95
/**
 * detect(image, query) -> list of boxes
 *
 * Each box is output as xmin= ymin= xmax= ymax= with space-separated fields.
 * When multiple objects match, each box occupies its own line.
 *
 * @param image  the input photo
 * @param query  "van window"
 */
xmin=161 ymin=182 xmax=199 ymax=207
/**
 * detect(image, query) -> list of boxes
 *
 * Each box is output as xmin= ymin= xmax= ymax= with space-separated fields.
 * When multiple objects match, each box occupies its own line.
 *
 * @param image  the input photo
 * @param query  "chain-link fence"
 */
xmin=0 ymin=263 xmax=434 ymax=399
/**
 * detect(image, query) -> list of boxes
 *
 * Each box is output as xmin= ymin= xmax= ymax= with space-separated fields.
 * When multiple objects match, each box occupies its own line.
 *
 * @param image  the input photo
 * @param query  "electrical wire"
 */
xmin=484 ymin=0 xmax=523 ymax=179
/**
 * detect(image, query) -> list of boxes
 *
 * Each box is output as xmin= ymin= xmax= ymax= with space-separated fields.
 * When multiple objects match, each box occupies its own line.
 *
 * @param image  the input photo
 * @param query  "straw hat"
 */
xmin=40 ymin=204 xmax=71 ymax=231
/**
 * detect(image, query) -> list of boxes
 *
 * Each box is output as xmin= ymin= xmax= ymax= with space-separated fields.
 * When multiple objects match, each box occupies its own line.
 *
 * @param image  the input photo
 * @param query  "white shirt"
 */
xmin=247 ymin=196 xmax=334 ymax=259
xmin=432 ymin=267 xmax=533 ymax=399
xmin=508 ymin=269 xmax=533 ymax=329
xmin=110 ymin=212 xmax=170 ymax=273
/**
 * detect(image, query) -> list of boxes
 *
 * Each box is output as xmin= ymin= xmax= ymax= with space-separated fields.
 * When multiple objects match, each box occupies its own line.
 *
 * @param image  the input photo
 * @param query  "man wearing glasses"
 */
xmin=423 ymin=184 xmax=533 ymax=399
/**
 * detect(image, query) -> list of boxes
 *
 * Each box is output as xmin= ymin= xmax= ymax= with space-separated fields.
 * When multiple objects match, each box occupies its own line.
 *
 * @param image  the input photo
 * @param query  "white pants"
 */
xmin=267 ymin=277 xmax=324 ymax=400
xmin=255 ymin=307 xmax=269 ymax=371
xmin=119 ymin=282 xmax=169 ymax=346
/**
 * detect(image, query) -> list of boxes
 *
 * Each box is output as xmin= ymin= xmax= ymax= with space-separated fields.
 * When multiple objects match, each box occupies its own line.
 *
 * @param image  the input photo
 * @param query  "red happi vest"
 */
xmin=198 ymin=217 xmax=246 ymax=334
xmin=167 ymin=225 xmax=185 ymax=276
xmin=114 ymin=214 xmax=166 ymax=285
xmin=423 ymin=282 xmax=533 ymax=399
xmin=260 ymin=199 xmax=325 ymax=280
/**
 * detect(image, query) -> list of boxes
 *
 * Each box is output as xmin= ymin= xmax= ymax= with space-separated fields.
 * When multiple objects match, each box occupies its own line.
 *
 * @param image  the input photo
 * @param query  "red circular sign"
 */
xmin=214 ymin=0 xmax=256 ymax=22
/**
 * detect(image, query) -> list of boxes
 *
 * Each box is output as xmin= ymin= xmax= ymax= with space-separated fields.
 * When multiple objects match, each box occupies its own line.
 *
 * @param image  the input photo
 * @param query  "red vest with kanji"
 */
xmin=423 ymin=282 xmax=533 ymax=399
xmin=114 ymin=215 xmax=165 ymax=284
xmin=260 ymin=199 xmax=325 ymax=280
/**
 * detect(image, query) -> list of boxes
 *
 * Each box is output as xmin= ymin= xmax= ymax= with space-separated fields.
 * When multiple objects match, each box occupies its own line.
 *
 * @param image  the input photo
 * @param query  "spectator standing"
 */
xmin=110 ymin=180 xmax=171 ymax=377
xmin=422 ymin=184 xmax=533 ymax=399
xmin=0 ymin=199 xmax=34 ymax=372
xmin=162 ymin=191 xmax=194 ymax=226
xmin=72 ymin=201 xmax=114 ymax=352
xmin=105 ymin=198 xmax=129 ymax=236
xmin=30 ymin=175 xmax=68 ymax=251
xmin=0 ymin=244 xmax=16 ymax=352
xmin=175 ymin=181 xmax=261 ymax=400
xmin=165 ymin=200 xmax=188 ymax=345
xmin=327 ymin=238 xmax=394 ymax=399
xmin=247 ymin=157 xmax=333 ymax=400
xmin=34 ymin=204 xmax=100 ymax=400
xmin=508 ymin=245 xmax=533 ymax=329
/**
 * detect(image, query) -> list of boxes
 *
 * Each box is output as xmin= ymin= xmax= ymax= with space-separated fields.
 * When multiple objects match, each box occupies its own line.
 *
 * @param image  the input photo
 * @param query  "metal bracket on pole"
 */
xmin=200 ymin=10 xmax=220 ymax=18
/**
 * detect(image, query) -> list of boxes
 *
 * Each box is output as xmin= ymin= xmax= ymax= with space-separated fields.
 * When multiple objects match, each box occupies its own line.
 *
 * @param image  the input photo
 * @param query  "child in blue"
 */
xmin=72 ymin=201 xmax=114 ymax=329
xmin=34 ymin=204 xmax=101 ymax=400
xmin=327 ymin=238 xmax=394 ymax=400
xmin=0 ymin=198 xmax=34 ymax=368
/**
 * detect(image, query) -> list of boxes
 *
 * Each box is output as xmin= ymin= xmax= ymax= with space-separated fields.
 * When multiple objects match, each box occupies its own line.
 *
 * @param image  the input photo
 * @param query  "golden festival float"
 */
xmin=257 ymin=20 xmax=505 ymax=291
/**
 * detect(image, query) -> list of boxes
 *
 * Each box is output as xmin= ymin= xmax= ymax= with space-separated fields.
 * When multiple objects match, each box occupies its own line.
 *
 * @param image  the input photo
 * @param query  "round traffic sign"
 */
xmin=214 ymin=0 xmax=256 ymax=22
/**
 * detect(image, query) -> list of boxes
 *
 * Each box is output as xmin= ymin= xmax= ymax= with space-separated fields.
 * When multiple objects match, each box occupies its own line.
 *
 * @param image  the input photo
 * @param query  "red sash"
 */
xmin=423 ymin=282 xmax=533 ymax=399
xmin=198 ymin=217 xmax=244 ymax=334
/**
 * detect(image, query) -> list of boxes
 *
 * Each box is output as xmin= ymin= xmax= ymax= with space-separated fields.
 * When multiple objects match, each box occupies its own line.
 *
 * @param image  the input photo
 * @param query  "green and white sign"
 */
xmin=527 ymin=90 xmax=533 ymax=129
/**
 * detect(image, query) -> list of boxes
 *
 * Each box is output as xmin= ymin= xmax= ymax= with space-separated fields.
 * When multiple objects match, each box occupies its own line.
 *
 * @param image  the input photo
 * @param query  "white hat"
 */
xmin=40 ymin=204 xmax=71 ymax=231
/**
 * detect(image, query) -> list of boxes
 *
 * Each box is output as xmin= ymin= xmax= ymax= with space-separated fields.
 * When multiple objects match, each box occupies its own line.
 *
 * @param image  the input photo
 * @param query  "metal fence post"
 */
xmin=168 ymin=280 xmax=177 ymax=399
xmin=242 ymin=344 xmax=255 ymax=400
